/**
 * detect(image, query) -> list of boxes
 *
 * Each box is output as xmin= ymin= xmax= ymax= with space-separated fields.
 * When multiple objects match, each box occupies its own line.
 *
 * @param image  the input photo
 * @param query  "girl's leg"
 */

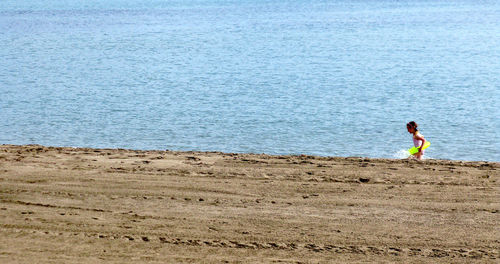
xmin=415 ymin=149 xmax=424 ymax=160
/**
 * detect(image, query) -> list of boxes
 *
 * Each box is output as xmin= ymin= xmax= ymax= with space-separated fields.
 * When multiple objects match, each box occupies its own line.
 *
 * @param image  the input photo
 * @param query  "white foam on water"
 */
xmin=394 ymin=149 xmax=411 ymax=159
xmin=393 ymin=149 xmax=434 ymax=160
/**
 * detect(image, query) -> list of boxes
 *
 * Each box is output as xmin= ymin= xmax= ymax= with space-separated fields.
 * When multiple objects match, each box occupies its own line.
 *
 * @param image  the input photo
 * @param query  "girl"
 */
xmin=407 ymin=121 xmax=426 ymax=160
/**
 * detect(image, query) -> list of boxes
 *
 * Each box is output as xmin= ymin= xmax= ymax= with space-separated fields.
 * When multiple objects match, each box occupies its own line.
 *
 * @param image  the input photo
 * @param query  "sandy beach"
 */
xmin=0 ymin=144 xmax=498 ymax=263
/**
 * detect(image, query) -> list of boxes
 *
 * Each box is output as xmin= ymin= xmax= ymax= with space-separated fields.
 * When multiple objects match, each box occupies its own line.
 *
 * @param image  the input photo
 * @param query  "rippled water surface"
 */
xmin=1 ymin=0 xmax=499 ymax=161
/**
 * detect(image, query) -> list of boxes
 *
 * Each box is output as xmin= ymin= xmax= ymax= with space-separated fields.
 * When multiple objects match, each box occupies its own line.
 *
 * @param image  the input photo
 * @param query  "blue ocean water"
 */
xmin=1 ymin=0 xmax=499 ymax=161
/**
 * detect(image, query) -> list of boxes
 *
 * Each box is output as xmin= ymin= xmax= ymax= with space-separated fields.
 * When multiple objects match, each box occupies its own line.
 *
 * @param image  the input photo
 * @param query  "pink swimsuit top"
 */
xmin=413 ymin=137 xmax=422 ymax=147
xmin=413 ymin=132 xmax=424 ymax=147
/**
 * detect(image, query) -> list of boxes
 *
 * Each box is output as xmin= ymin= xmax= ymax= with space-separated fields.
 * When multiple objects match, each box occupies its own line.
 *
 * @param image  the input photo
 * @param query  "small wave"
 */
xmin=393 ymin=149 xmax=434 ymax=160
xmin=393 ymin=149 xmax=411 ymax=159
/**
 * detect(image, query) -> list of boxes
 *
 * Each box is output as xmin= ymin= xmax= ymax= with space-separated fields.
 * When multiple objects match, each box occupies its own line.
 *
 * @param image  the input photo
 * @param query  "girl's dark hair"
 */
xmin=407 ymin=121 xmax=418 ymax=130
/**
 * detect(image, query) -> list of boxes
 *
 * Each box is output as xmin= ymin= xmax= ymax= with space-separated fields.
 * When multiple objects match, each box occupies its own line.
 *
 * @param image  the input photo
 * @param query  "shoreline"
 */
xmin=1 ymin=144 xmax=498 ymax=262
xmin=3 ymin=144 xmax=497 ymax=165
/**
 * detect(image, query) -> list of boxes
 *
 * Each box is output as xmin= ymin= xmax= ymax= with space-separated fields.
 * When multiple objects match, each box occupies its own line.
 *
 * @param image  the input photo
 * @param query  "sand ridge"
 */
xmin=0 ymin=144 xmax=498 ymax=263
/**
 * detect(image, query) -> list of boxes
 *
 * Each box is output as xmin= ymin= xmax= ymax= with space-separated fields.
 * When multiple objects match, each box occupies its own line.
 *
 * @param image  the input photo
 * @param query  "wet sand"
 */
xmin=0 ymin=144 xmax=498 ymax=263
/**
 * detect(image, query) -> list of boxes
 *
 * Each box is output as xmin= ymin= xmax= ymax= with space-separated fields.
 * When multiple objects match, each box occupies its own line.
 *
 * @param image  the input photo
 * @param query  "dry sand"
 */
xmin=0 ymin=144 xmax=498 ymax=263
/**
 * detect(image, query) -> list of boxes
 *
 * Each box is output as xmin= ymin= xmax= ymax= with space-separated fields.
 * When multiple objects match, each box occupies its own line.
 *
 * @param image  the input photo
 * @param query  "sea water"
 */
xmin=1 ymin=0 xmax=499 ymax=161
